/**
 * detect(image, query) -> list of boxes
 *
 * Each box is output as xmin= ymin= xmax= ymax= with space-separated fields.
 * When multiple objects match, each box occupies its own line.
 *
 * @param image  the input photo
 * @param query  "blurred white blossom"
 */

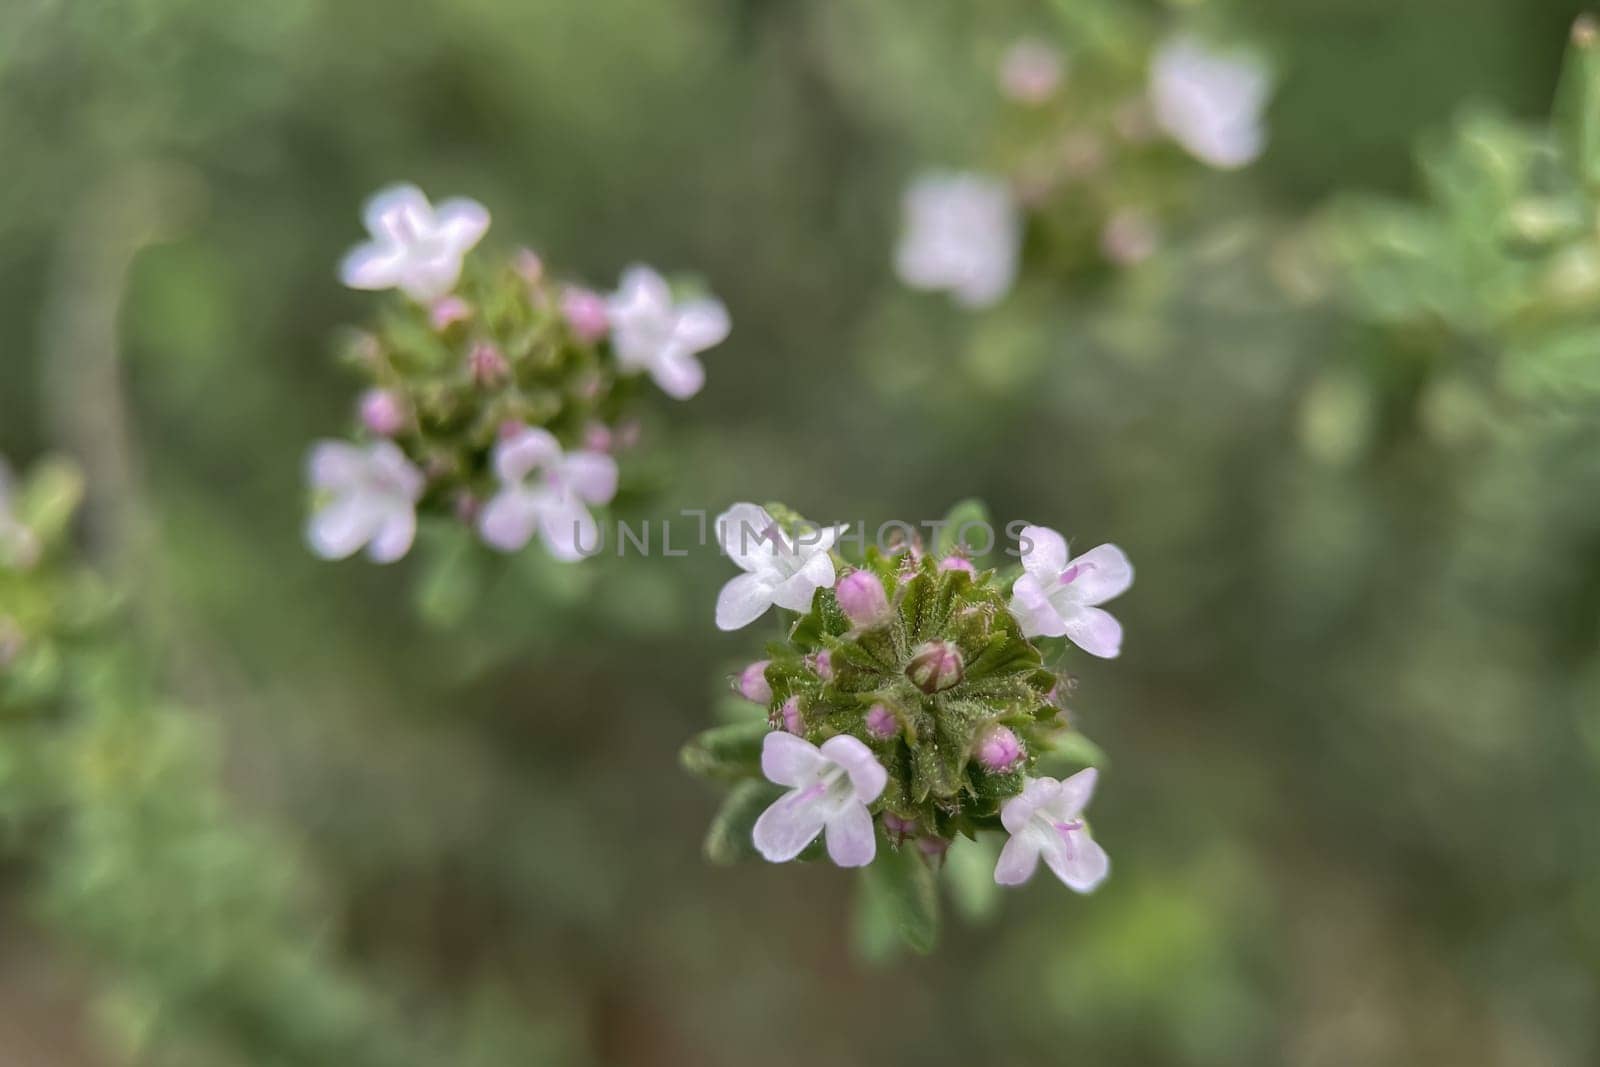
xmin=1149 ymin=36 xmax=1271 ymax=170
xmin=478 ymin=426 xmax=617 ymax=561
xmin=340 ymin=184 xmax=490 ymax=302
xmin=895 ymin=172 xmax=1020 ymax=308
xmin=305 ymin=440 xmax=424 ymax=564
xmin=606 ymin=265 xmax=729 ymax=400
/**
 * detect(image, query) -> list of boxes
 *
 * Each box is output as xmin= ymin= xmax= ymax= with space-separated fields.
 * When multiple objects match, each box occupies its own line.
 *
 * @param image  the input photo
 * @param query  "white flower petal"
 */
xmin=494 ymin=427 xmax=562 ymax=485
xmin=715 ymin=572 xmax=775 ymax=631
xmin=339 ymin=244 xmax=407 ymax=291
xmin=366 ymin=507 xmax=417 ymax=564
xmin=306 ymin=441 xmax=368 ymax=491
xmin=1051 ymin=767 xmax=1098 ymax=820
xmin=993 ymin=833 xmax=1041 ymax=885
xmin=1041 ymin=829 xmax=1109 ymax=893
xmin=362 ymin=184 xmax=431 ymax=243
xmin=761 ymin=732 xmax=826 ymax=787
xmin=1009 ymin=576 xmax=1067 ymax=639
xmin=433 ymin=197 xmax=490 ymax=250
xmin=716 ymin=503 xmax=780 ymax=574
xmin=824 ymin=803 xmax=877 ymax=867
xmin=770 ymin=552 xmax=834 ymax=612
xmin=1064 ymin=543 xmax=1134 ymax=605
xmin=1001 ymin=776 xmax=1060 ymax=834
xmin=561 ymin=451 xmax=618 ymax=506
xmin=752 ymin=789 xmax=829 ymax=862
xmin=1019 ymin=524 xmax=1069 ymax=581
xmin=616 ymin=264 xmax=672 ymax=312
xmin=674 ymin=298 xmax=731 ymax=351
xmin=537 ymin=495 xmax=599 ymax=561
xmin=819 ymin=735 xmax=888 ymax=802
xmin=1062 ymin=605 xmax=1123 ymax=658
xmin=307 ymin=496 xmax=379 ymax=560
xmin=650 ymin=348 xmax=706 ymax=400
xmin=478 ymin=488 xmax=542 ymax=552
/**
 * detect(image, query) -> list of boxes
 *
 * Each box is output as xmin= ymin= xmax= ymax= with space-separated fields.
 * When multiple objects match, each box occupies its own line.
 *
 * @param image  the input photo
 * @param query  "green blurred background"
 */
xmin=3 ymin=1 xmax=1599 ymax=1064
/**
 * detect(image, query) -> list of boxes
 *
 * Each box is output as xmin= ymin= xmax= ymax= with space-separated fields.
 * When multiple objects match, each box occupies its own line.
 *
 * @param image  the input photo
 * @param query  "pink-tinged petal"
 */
xmin=307 ymin=496 xmax=378 ymax=561
xmin=1064 ymin=543 xmax=1133 ymax=605
xmin=614 ymin=264 xmax=672 ymax=313
xmin=366 ymin=507 xmax=417 ymax=564
xmin=1019 ymin=524 xmax=1068 ymax=581
xmin=1041 ymin=830 xmax=1109 ymax=893
xmin=477 ymin=488 xmax=541 ymax=552
xmin=771 ymin=552 xmax=834 ymax=612
xmin=362 ymin=184 xmax=430 ymax=242
xmin=674 ymin=298 xmax=730 ymax=351
xmin=715 ymin=572 xmax=775 ymax=631
xmin=716 ymin=503 xmax=780 ymax=573
xmin=1062 ymin=605 xmax=1123 ymax=658
xmin=819 ymin=735 xmax=888 ymax=802
xmin=368 ymin=441 xmax=424 ymax=500
xmin=306 ymin=441 xmax=366 ymax=491
xmin=993 ymin=834 xmax=1041 ymax=885
xmin=752 ymin=789 xmax=828 ymax=862
xmin=1009 ymin=575 xmax=1067 ymax=639
xmin=339 ymin=244 xmax=406 ymax=291
xmin=561 ymin=451 xmax=618 ymax=506
xmin=493 ymin=427 xmax=562 ymax=485
xmin=1001 ymin=776 xmax=1060 ymax=834
xmin=760 ymin=731 xmax=825 ymax=787
xmin=1051 ymin=767 xmax=1098 ymax=820
xmin=824 ymin=803 xmax=877 ymax=867
xmin=650 ymin=348 xmax=705 ymax=399
xmin=399 ymin=254 xmax=465 ymax=302
xmin=433 ymin=197 xmax=490 ymax=251
xmin=537 ymin=495 xmax=599 ymax=561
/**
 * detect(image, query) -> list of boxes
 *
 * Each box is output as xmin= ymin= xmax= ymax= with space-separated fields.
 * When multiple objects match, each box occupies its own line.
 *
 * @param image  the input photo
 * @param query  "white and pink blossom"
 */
xmin=305 ymin=440 xmax=424 ymax=564
xmin=606 ymin=265 xmax=728 ymax=400
xmin=895 ymin=171 xmax=1020 ymax=309
xmin=1009 ymin=525 xmax=1132 ymax=658
xmin=752 ymin=732 xmax=888 ymax=868
xmin=339 ymin=184 xmax=489 ymax=302
xmin=478 ymin=426 xmax=617 ymax=561
xmin=994 ymin=769 xmax=1109 ymax=892
xmin=1149 ymin=36 xmax=1271 ymax=170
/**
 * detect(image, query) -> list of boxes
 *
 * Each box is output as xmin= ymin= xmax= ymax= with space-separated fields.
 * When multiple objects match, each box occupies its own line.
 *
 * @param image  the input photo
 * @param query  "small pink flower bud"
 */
xmin=865 ymin=703 xmax=899 ymax=740
xmin=515 ymin=248 xmax=544 ymax=285
xmin=736 ymin=660 xmax=772 ymax=704
xmin=881 ymin=812 xmax=916 ymax=840
xmin=429 ymin=295 xmax=472 ymax=331
xmin=779 ymin=696 xmax=804 ymax=735
xmin=834 ymin=570 xmax=890 ymax=628
xmin=561 ymin=286 xmax=610 ymax=343
xmin=974 ymin=724 xmax=1023 ymax=772
xmin=905 ymin=640 xmax=964 ymax=694
xmin=582 ymin=421 xmax=613 ymax=453
xmin=807 ymin=650 xmax=834 ymax=682
xmin=470 ymin=343 xmax=509 ymax=387
xmin=939 ymin=555 xmax=976 ymax=574
xmin=359 ymin=388 xmax=407 ymax=437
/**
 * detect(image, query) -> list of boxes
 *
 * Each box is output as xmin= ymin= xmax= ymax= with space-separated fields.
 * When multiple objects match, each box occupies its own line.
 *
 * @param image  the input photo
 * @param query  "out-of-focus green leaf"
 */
xmin=702 ymin=780 xmax=782 ymax=865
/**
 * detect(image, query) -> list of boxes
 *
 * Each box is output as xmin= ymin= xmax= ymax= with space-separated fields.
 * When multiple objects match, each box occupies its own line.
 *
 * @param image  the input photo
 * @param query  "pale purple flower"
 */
xmin=974 ymin=724 xmax=1023 ymax=772
xmin=752 ymin=732 xmax=888 ymax=867
xmin=339 ymin=184 xmax=490 ymax=302
xmin=713 ymin=503 xmax=843 ymax=631
xmin=305 ymin=440 xmax=424 ymax=564
xmin=606 ymin=265 xmax=729 ymax=400
xmin=1149 ymin=36 xmax=1271 ymax=170
xmin=736 ymin=660 xmax=773 ymax=704
xmin=895 ymin=171 xmax=1020 ymax=309
xmin=998 ymin=39 xmax=1065 ymax=104
xmin=835 ymin=569 xmax=890 ymax=627
xmin=906 ymin=640 xmax=964 ymax=694
xmin=477 ymin=426 xmax=617 ymax=561
xmin=1009 ymin=525 xmax=1133 ymax=658
xmin=865 ymin=703 xmax=899 ymax=740
xmin=429 ymin=295 xmax=472 ymax=331
xmin=994 ymin=769 xmax=1109 ymax=892
xmin=562 ymin=286 xmax=610 ymax=343
xmin=358 ymin=388 xmax=407 ymax=437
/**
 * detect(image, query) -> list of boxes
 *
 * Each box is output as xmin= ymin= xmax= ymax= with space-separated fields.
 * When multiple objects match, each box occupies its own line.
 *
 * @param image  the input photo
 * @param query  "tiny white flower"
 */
xmin=994 ymin=769 xmax=1109 ymax=892
xmin=605 ymin=265 xmax=729 ymax=400
xmin=339 ymin=184 xmax=490 ymax=302
xmin=305 ymin=440 xmax=424 ymax=564
xmin=895 ymin=171 xmax=1021 ymax=309
xmin=752 ymin=731 xmax=888 ymax=867
xmin=714 ymin=503 xmax=843 ymax=631
xmin=478 ymin=426 xmax=617 ymax=561
xmin=0 ymin=459 xmax=40 ymax=571
xmin=1009 ymin=525 xmax=1133 ymax=657
xmin=1149 ymin=35 xmax=1271 ymax=170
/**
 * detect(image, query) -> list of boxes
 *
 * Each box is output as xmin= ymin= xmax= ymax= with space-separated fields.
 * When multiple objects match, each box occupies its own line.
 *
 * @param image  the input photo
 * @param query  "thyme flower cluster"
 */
xmin=306 ymin=184 xmax=729 ymax=563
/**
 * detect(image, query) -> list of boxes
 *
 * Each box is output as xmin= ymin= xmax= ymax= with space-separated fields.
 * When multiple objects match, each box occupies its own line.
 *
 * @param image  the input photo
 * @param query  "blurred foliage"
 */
xmin=1 ymin=2 xmax=1599 ymax=1067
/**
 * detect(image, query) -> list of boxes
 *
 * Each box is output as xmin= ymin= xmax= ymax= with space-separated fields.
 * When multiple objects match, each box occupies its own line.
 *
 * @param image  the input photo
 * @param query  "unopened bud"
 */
xmin=779 ymin=695 xmax=804 ymax=735
xmin=469 ymin=343 xmax=509 ymax=387
xmin=865 ymin=703 xmax=899 ymax=740
xmin=939 ymin=555 xmax=976 ymax=574
xmin=359 ymin=388 xmax=407 ymax=437
xmin=429 ymin=295 xmax=472 ymax=331
xmin=906 ymin=640 xmax=964 ymax=694
xmin=974 ymin=724 xmax=1023 ymax=772
xmin=737 ymin=660 xmax=772 ymax=703
xmin=561 ymin=286 xmax=610 ymax=343
xmin=835 ymin=569 xmax=891 ymax=627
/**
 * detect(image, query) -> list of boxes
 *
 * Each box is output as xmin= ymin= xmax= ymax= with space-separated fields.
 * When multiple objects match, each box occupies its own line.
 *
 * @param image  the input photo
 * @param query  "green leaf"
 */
xmin=680 ymin=721 xmax=770 ymax=781
xmin=857 ymin=840 xmax=939 ymax=955
xmin=1035 ymin=731 xmax=1108 ymax=777
xmin=702 ymin=780 xmax=783 ymax=864
xmin=944 ymin=836 xmax=1003 ymax=924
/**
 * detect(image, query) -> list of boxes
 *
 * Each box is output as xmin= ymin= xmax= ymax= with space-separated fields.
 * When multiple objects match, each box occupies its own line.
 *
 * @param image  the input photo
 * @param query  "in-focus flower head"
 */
xmin=994 ymin=769 xmax=1109 ymax=892
xmin=1008 ymin=525 xmax=1133 ymax=657
xmin=339 ymin=184 xmax=490 ymax=302
xmin=305 ymin=440 xmax=424 ymax=564
xmin=713 ymin=503 xmax=843 ymax=631
xmin=606 ymin=265 xmax=730 ymax=400
xmin=895 ymin=171 xmax=1021 ymax=309
xmin=1149 ymin=35 xmax=1272 ymax=170
xmin=478 ymin=425 xmax=617 ymax=561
